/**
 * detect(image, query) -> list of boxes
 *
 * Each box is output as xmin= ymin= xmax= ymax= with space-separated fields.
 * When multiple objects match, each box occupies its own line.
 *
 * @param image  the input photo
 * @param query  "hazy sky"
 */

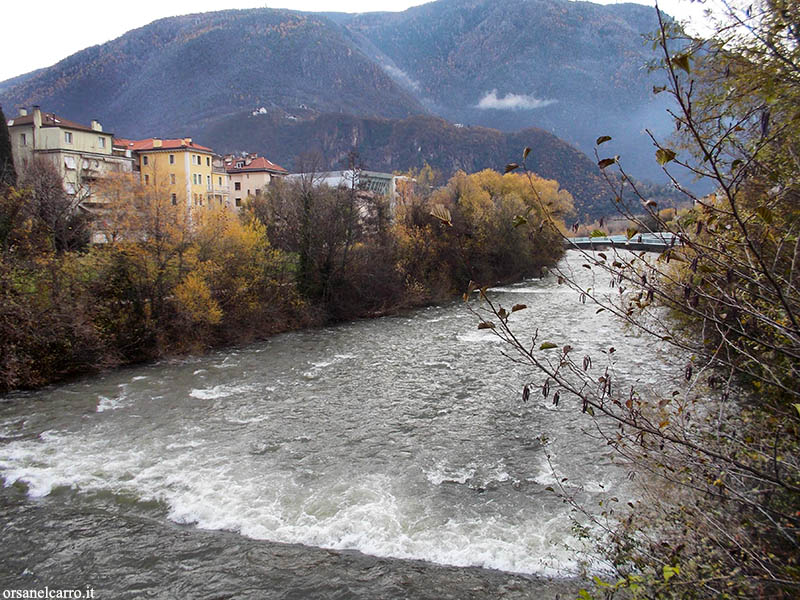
xmin=0 ymin=0 xmax=712 ymax=82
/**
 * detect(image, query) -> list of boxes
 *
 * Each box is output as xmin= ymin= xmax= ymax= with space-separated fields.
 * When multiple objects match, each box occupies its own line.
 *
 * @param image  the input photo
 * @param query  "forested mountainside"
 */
xmin=341 ymin=0 xmax=670 ymax=179
xmin=0 ymin=0 xmax=676 ymax=215
xmin=204 ymin=112 xmax=615 ymax=219
xmin=0 ymin=9 xmax=425 ymax=137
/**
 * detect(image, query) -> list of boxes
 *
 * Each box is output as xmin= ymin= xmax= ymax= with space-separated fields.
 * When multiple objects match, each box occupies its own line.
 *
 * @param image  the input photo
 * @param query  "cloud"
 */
xmin=476 ymin=90 xmax=556 ymax=110
xmin=382 ymin=63 xmax=420 ymax=92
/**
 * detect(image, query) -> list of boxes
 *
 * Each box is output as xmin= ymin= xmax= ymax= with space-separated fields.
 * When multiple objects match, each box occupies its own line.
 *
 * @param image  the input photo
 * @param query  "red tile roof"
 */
xmin=115 ymin=138 xmax=213 ymax=153
xmin=226 ymin=156 xmax=287 ymax=174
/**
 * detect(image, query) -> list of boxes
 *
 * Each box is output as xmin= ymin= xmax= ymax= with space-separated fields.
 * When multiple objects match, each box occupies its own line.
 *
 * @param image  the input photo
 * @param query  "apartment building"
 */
xmin=224 ymin=154 xmax=287 ymax=207
xmin=6 ymin=106 xmax=134 ymax=203
xmin=116 ymin=137 xmax=229 ymax=211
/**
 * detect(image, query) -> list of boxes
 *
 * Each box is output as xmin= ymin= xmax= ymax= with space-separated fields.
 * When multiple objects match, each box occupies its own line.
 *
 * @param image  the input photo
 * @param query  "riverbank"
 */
xmin=0 ymin=257 xmax=685 ymax=596
xmin=1 ymin=169 xmax=572 ymax=395
xmin=0 ymin=254 xmax=551 ymax=396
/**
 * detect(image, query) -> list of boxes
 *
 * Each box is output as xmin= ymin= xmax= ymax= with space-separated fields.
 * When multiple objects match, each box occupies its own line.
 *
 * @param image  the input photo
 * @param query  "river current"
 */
xmin=0 ymin=252 xmax=682 ymax=598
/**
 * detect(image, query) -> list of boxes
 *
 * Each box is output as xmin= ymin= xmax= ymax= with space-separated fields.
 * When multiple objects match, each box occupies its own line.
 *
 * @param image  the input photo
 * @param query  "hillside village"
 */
xmin=5 ymin=105 xmax=404 ymax=241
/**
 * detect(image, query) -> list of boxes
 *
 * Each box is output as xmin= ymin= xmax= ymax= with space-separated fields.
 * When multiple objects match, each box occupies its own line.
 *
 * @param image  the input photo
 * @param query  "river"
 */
xmin=0 ymin=251 xmax=682 ymax=598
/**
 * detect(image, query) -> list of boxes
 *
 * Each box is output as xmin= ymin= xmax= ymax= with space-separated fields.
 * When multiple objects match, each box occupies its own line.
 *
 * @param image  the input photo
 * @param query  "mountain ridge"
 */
xmin=0 ymin=0 xmax=677 ymax=217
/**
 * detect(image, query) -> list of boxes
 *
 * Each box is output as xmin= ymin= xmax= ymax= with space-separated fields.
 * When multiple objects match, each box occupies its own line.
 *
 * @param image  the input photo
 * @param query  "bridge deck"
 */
xmin=566 ymin=232 xmax=677 ymax=253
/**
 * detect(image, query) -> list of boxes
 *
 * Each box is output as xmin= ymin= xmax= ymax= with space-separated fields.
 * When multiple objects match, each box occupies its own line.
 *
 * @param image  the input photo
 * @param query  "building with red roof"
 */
xmin=224 ymin=153 xmax=288 ymax=207
xmin=117 ymin=137 xmax=230 ymax=212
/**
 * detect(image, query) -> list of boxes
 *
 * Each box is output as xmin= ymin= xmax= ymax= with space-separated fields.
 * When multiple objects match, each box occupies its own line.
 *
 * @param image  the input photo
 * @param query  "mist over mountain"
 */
xmin=0 ymin=0 xmax=679 ymax=218
xmin=342 ymin=0 xmax=671 ymax=179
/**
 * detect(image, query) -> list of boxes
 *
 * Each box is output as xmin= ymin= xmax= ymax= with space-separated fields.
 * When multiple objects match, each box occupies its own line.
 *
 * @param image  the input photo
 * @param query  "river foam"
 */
xmin=0 ymin=429 xmax=587 ymax=576
xmin=0 ymin=251 xmax=682 ymax=579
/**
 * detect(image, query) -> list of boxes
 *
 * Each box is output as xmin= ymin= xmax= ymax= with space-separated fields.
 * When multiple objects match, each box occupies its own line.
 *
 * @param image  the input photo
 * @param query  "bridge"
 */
xmin=566 ymin=232 xmax=677 ymax=253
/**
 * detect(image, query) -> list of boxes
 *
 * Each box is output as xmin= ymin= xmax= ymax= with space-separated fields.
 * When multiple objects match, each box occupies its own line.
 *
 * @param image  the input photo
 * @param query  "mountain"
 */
xmin=341 ymin=0 xmax=671 ymax=179
xmin=203 ymin=111 xmax=612 ymax=219
xmin=0 ymin=0 xmax=679 ymax=216
xmin=0 ymin=9 xmax=425 ymax=137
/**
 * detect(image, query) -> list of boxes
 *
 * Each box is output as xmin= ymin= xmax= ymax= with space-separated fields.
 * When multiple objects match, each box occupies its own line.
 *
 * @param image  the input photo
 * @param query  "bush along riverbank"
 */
xmin=0 ymin=166 xmax=572 ymax=393
xmin=472 ymin=3 xmax=800 ymax=596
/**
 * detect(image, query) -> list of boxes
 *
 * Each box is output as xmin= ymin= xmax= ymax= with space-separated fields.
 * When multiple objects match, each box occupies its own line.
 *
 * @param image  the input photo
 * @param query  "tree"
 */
xmin=426 ymin=169 xmax=573 ymax=286
xmin=19 ymin=157 xmax=92 ymax=253
xmin=175 ymin=206 xmax=302 ymax=345
xmin=471 ymin=1 xmax=800 ymax=597
xmin=0 ymin=105 xmax=15 ymax=189
xmin=252 ymin=152 xmax=401 ymax=319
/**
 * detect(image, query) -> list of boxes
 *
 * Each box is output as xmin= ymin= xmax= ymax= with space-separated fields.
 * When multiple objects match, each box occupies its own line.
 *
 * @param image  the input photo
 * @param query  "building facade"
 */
xmin=224 ymin=154 xmax=288 ymax=208
xmin=285 ymin=169 xmax=411 ymax=215
xmin=6 ymin=106 xmax=134 ymax=205
xmin=116 ymin=137 xmax=229 ymax=212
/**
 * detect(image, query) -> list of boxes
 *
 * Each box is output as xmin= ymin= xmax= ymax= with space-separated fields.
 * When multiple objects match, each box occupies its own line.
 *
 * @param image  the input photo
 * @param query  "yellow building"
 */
xmin=116 ymin=137 xmax=229 ymax=212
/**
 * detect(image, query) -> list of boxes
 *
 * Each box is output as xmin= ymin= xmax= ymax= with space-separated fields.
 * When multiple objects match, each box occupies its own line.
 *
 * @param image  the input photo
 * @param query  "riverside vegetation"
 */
xmin=0 ymin=140 xmax=572 ymax=392
xmin=468 ymin=1 xmax=800 ymax=597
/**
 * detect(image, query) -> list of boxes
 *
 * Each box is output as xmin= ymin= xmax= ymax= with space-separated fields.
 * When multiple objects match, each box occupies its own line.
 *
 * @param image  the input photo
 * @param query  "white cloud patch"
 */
xmin=476 ymin=90 xmax=556 ymax=111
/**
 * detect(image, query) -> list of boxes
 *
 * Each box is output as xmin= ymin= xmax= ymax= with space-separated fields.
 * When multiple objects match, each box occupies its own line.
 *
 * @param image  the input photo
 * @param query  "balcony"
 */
xmin=206 ymin=185 xmax=230 ymax=196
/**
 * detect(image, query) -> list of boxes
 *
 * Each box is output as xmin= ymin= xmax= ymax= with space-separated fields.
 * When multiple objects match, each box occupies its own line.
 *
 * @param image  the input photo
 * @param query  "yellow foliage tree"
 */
xmin=174 ymin=268 xmax=223 ymax=327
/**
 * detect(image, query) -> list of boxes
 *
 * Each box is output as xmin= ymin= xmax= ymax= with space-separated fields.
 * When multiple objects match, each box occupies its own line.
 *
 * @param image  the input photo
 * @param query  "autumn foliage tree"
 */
xmin=18 ymin=157 xmax=92 ymax=253
xmin=473 ymin=1 xmax=800 ymax=597
xmin=425 ymin=169 xmax=572 ymax=286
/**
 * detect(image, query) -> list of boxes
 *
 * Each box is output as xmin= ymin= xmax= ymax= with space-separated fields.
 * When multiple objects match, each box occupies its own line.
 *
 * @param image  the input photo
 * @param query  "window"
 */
xmin=64 ymin=156 xmax=76 ymax=170
xmin=235 ymin=198 xmax=241 ymax=207
xmin=143 ymin=156 xmax=149 ymax=166
xmin=171 ymin=193 xmax=177 ymax=205
xmin=169 ymin=154 xmax=175 ymax=165
xmin=144 ymin=174 xmax=149 ymax=185
xmin=206 ymin=157 xmax=210 ymax=166
xmin=218 ymin=177 xmax=222 ymax=186
xmin=234 ymin=182 xmax=241 ymax=191
xmin=20 ymin=133 xmax=26 ymax=146
xmin=64 ymin=131 xmax=73 ymax=144
xmin=98 ymin=137 xmax=106 ymax=148
xmin=170 ymin=174 xmax=176 ymax=185
xmin=207 ymin=175 xmax=211 ymax=188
